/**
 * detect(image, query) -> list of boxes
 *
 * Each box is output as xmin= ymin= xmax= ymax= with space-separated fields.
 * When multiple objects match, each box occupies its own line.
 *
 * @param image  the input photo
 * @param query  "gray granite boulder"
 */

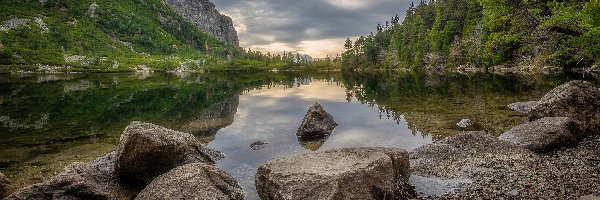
xmin=528 ymin=80 xmax=600 ymax=135
xmin=135 ymin=163 xmax=244 ymax=200
xmin=499 ymin=117 xmax=580 ymax=153
xmin=456 ymin=119 xmax=473 ymax=128
xmin=508 ymin=101 xmax=538 ymax=113
xmin=0 ymin=172 xmax=9 ymax=196
xmin=115 ymin=121 xmax=223 ymax=185
xmin=296 ymin=103 xmax=338 ymax=140
xmin=5 ymin=152 xmax=136 ymax=200
xmin=255 ymin=147 xmax=410 ymax=200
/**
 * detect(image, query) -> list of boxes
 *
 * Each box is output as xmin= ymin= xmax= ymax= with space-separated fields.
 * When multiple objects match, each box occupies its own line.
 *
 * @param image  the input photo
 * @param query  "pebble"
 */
xmin=412 ymin=135 xmax=600 ymax=199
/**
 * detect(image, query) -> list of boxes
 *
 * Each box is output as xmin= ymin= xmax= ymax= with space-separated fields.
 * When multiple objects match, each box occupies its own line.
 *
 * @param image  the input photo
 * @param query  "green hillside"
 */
xmin=0 ymin=0 xmax=236 ymax=72
xmin=342 ymin=0 xmax=600 ymax=70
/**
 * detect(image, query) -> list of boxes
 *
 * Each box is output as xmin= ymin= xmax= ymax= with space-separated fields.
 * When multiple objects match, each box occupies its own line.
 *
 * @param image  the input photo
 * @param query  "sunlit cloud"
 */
xmin=325 ymin=0 xmax=373 ymax=10
xmin=298 ymin=38 xmax=353 ymax=57
xmin=213 ymin=0 xmax=413 ymax=58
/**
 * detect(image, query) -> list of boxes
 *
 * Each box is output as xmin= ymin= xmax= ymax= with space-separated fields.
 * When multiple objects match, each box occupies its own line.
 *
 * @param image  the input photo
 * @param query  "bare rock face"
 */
xmin=255 ymin=147 xmax=410 ymax=200
xmin=163 ymin=0 xmax=239 ymax=47
xmin=529 ymin=80 xmax=600 ymax=135
xmin=0 ymin=172 xmax=9 ymax=196
xmin=499 ymin=117 xmax=580 ymax=153
xmin=115 ymin=121 xmax=223 ymax=185
xmin=135 ymin=163 xmax=244 ymax=200
xmin=296 ymin=103 xmax=338 ymax=140
xmin=508 ymin=101 xmax=538 ymax=113
xmin=5 ymin=152 xmax=137 ymax=200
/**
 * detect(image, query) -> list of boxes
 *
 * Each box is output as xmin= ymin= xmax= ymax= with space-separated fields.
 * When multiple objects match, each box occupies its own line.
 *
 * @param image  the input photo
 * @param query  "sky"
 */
xmin=212 ymin=0 xmax=413 ymax=58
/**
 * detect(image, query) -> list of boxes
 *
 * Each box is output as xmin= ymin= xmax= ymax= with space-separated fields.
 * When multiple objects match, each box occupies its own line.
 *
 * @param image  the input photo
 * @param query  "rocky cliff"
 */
xmin=163 ymin=0 xmax=239 ymax=47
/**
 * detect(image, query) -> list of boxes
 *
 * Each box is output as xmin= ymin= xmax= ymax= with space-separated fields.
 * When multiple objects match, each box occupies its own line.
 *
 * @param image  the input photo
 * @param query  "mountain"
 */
xmin=341 ymin=0 xmax=600 ymax=71
xmin=0 ymin=0 xmax=239 ymax=73
xmin=164 ymin=0 xmax=239 ymax=47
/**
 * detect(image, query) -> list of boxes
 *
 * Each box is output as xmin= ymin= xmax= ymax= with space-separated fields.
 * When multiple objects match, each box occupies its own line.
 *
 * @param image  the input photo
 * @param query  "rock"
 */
xmin=5 ymin=152 xmax=137 ymax=200
xmin=0 ymin=18 xmax=30 ymax=32
xmin=508 ymin=101 xmax=538 ymax=113
xmin=255 ymin=147 xmax=410 ymax=200
xmin=115 ymin=121 xmax=223 ymax=185
xmin=579 ymin=195 xmax=600 ymax=200
xmin=250 ymin=141 xmax=268 ymax=150
xmin=499 ymin=117 xmax=580 ymax=153
xmin=33 ymin=17 xmax=48 ymax=33
xmin=163 ymin=0 xmax=239 ymax=46
xmin=456 ymin=119 xmax=473 ymax=128
xmin=410 ymin=131 xmax=533 ymax=179
xmin=85 ymin=2 xmax=98 ymax=18
xmin=296 ymin=103 xmax=338 ymax=140
xmin=0 ymin=172 xmax=9 ymax=196
xmin=135 ymin=163 xmax=244 ymax=200
xmin=529 ymin=80 xmax=600 ymax=135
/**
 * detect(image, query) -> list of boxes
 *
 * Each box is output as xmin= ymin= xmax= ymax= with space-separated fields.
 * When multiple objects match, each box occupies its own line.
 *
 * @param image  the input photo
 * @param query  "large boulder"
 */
xmin=135 ymin=163 xmax=244 ymax=200
xmin=296 ymin=103 xmax=338 ymax=140
xmin=528 ymin=80 xmax=600 ymax=135
xmin=0 ymin=172 xmax=9 ymax=196
xmin=255 ymin=147 xmax=410 ymax=200
xmin=499 ymin=117 xmax=580 ymax=153
xmin=115 ymin=121 xmax=223 ymax=185
xmin=5 ymin=152 xmax=137 ymax=200
xmin=508 ymin=101 xmax=538 ymax=113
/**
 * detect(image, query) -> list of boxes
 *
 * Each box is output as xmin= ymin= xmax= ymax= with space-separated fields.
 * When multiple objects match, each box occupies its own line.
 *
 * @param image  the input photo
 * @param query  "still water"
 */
xmin=0 ymin=71 xmax=596 ymax=198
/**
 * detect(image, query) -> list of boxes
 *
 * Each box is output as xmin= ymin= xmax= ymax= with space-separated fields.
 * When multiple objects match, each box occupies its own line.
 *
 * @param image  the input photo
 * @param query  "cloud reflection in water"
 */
xmin=207 ymin=80 xmax=432 ymax=200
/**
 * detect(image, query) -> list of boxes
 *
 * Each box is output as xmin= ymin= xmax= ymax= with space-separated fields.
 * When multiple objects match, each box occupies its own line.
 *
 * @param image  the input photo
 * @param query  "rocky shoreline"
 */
xmin=1 ymin=80 xmax=599 ymax=199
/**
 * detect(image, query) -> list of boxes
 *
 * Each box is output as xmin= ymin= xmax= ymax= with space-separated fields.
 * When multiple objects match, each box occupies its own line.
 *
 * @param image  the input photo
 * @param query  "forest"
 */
xmin=341 ymin=0 xmax=600 ymax=71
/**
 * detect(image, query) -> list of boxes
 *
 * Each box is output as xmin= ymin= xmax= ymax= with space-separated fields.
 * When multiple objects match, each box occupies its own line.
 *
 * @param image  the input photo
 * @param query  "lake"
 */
xmin=0 ymin=71 xmax=597 ymax=198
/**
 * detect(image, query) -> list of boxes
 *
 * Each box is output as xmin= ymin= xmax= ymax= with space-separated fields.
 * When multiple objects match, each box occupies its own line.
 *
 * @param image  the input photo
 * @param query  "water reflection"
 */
xmin=0 ymin=71 xmax=598 ymax=198
xmin=298 ymin=137 xmax=329 ymax=151
xmin=208 ymin=81 xmax=433 ymax=199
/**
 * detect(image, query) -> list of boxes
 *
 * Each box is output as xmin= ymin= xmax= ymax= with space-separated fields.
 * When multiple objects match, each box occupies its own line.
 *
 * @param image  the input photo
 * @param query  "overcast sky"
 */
xmin=213 ymin=0 xmax=413 ymax=58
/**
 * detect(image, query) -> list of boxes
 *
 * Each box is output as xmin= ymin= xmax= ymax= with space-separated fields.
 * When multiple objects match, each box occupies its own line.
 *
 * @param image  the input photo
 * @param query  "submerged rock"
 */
xmin=499 ymin=117 xmax=580 ymax=153
xmin=250 ymin=141 xmax=268 ymax=150
xmin=115 ymin=121 xmax=224 ymax=185
xmin=410 ymin=131 xmax=532 ymax=178
xmin=296 ymin=103 xmax=338 ymax=140
xmin=0 ymin=172 xmax=9 ymax=196
xmin=255 ymin=147 xmax=410 ymax=200
xmin=298 ymin=137 xmax=327 ymax=151
xmin=5 ymin=152 xmax=137 ymax=200
xmin=508 ymin=101 xmax=538 ymax=113
xmin=135 ymin=163 xmax=244 ymax=200
xmin=529 ymin=80 xmax=600 ymax=135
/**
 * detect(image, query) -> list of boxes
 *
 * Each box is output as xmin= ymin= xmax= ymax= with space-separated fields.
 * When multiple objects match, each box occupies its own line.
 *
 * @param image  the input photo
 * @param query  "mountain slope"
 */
xmin=342 ymin=0 xmax=600 ymax=70
xmin=0 ymin=0 xmax=238 ymax=72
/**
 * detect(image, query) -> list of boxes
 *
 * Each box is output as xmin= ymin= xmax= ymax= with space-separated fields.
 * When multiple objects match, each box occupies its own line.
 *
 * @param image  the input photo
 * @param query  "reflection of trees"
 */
xmin=0 ymin=72 xmax=344 ymax=163
xmin=340 ymin=71 xmax=575 ymax=140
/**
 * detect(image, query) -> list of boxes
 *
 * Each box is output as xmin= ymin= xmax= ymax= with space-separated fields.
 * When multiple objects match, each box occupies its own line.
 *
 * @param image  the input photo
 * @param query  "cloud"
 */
xmin=213 ymin=0 xmax=413 ymax=57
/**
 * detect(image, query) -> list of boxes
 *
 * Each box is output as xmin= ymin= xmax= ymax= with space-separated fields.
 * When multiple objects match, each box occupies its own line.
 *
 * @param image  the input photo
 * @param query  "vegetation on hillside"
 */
xmin=341 ymin=0 xmax=600 ymax=70
xmin=0 ymin=0 xmax=239 ymax=72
